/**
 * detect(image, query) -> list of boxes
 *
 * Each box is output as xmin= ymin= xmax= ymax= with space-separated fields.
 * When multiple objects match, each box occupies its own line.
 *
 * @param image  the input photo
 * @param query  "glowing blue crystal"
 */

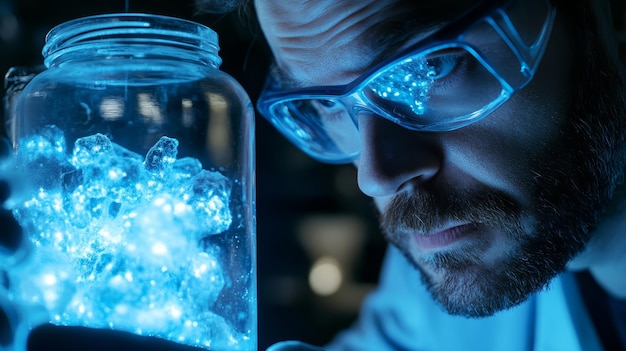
xmin=21 ymin=125 xmax=66 ymax=162
xmin=173 ymin=157 xmax=203 ymax=180
xmin=70 ymin=133 xmax=115 ymax=167
xmin=18 ymin=125 xmax=72 ymax=191
xmin=12 ymin=248 xmax=76 ymax=315
xmin=144 ymin=136 xmax=178 ymax=173
xmin=186 ymin=170 xmax=232 ymax=237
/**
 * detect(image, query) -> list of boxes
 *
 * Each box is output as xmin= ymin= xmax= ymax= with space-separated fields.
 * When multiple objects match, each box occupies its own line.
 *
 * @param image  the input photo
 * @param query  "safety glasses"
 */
xmin=257 ymin=0 xmax=556 ymax=163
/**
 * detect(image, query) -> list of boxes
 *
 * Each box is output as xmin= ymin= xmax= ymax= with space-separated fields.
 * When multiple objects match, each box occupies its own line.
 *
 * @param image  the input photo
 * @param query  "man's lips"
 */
xmin=413 ymin=223 xmax=479 ymax=252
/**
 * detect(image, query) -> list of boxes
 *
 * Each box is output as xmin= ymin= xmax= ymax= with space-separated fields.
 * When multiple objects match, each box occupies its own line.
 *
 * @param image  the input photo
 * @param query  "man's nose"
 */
xmin=356 ymin=114 xmax=441 ymax=198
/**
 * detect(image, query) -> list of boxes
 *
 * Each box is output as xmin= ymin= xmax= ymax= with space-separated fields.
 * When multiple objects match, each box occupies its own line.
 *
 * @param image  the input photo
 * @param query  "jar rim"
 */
xmin=43 ymin=13 xmax=221 ymax=68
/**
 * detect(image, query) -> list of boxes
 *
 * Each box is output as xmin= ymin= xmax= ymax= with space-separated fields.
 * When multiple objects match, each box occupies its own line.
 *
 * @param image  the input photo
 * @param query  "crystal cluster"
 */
xmin=9 ymin=125 xmax=245 ymax=348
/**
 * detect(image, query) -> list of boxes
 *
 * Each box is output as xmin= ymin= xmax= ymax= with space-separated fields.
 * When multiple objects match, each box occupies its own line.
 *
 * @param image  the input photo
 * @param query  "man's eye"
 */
xmin=318 ymin=99 xmax=338 ymax=108
xmin=426 ymin=53 xmax=464 ymax=80
xmin=313 ymin=99 xmax=345 ymax=115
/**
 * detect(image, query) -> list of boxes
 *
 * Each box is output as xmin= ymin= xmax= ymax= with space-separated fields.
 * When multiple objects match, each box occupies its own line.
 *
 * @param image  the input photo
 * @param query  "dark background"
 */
xmin=0 ymin=0 xmax=387 ymax=350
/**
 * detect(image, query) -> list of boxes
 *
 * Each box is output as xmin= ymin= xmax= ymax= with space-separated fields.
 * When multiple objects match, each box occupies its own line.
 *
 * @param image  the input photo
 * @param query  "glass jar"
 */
xmin=7 ymin=13 xmax=256 ymax=351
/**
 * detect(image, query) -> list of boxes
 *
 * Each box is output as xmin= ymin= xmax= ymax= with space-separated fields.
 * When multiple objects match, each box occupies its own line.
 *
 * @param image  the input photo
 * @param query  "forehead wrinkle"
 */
xmin=262 ymin=1 xmax=378 ymax=53
xmin=365 ymin=15 xmax=441 ymax=66
xmin=269 ymin=2 xmax=402 ymax=88
xmin=269 ymin=63 xmax=304 ymax=89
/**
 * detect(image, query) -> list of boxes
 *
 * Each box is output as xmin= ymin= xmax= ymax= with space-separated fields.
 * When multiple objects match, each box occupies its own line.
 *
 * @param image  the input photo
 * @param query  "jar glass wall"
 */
xmin=6 ymin=13 xmax=256 ymax=351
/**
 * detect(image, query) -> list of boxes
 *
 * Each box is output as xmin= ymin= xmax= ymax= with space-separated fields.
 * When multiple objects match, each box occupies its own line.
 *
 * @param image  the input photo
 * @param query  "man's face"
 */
xmin=256 ymin=0 xmax=626 ymax=317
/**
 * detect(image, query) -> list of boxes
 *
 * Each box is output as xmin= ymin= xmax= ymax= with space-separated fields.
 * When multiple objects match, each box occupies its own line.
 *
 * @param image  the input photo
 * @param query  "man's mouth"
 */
xmin=413 ymin=223 xmax=480 ymax=252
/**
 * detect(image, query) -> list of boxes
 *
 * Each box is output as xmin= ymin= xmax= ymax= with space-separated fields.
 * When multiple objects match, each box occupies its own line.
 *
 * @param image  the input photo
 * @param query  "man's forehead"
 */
xmin=256 ymin=0 xmax=480 ymax=40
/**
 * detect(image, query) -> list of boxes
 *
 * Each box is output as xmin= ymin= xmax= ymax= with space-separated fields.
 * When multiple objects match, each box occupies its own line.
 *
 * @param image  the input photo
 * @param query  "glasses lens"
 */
xmin=268 ymin=98 xmax=360 ymax=163
xmin=362 ymin=44 xmax=505 ymax=130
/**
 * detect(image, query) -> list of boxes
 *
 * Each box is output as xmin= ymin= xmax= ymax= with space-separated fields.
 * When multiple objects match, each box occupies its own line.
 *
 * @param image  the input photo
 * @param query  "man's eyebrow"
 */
xmin=365 ymin=19 xmax=440 ymax=70
xmin=269 ymin=63 xmax=306 ymax=90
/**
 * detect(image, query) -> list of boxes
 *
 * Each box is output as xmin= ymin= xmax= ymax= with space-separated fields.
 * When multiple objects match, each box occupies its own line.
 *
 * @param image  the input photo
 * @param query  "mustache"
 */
xmin=380 ymin=186 xmax=522 ymax=237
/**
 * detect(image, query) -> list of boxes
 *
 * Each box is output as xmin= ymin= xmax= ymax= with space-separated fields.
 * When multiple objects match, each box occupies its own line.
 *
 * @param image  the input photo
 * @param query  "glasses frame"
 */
xmin=257 ymin=0 xmax=557 ymax=163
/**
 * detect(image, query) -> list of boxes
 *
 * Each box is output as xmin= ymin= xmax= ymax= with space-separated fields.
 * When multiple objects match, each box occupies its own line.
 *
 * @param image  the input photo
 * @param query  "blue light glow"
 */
xmin=8 ymin=125 xmax=249 ymax=348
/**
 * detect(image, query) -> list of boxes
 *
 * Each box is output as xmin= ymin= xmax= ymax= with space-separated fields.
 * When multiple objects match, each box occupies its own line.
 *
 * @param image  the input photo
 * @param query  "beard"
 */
xmin=379 ymin=27 xmax=626 ymax=317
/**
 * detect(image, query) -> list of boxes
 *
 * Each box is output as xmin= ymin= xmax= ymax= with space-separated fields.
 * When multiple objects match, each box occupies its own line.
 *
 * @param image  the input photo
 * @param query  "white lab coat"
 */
xmin=327 ymin=247 xmax=604 ymax=351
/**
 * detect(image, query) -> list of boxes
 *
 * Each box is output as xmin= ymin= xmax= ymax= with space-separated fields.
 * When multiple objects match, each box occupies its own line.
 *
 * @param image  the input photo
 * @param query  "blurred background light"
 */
xmin=308 ymin=256 xmax=342 ymax=296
